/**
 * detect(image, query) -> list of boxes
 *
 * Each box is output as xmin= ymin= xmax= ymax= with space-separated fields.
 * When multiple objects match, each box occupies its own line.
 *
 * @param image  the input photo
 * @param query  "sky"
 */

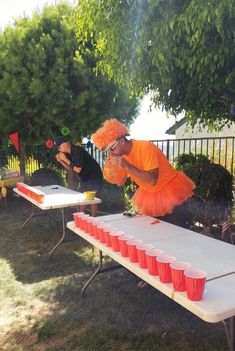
xmin=0 ymin=0 xmax=178 ymax=140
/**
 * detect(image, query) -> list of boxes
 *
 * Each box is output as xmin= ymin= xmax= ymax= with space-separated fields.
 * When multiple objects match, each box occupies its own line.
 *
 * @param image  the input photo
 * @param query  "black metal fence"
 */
xmin=1 ymin=136 xmax=235 ymax=176
xmin=151 ymin=136 xmax=235 ymax=175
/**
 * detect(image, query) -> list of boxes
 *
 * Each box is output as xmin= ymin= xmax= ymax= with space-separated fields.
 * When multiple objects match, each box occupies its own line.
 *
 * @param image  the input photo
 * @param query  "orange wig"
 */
xmin=91 ymin=118 xmax=129 ymax=150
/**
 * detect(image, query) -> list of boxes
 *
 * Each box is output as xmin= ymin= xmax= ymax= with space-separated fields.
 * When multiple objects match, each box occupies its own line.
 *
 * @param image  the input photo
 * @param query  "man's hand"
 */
xmin=55 ymin=152 xmax=71 ymax=170
xmin=56 ymin=152 xmax=68 ymax=163
xmin=109 ymin=156 xmax=129 ymax=169
xmin=109 ymin=156 xmax=158 ymax=186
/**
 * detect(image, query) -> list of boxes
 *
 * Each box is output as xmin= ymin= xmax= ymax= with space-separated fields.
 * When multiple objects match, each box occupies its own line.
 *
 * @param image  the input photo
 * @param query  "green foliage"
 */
xmin=29 ymin=167 xmax=64 ymax=186
xmin=100 ymin=181 xmax=125 ymax=212
xmin=0 ymin=3 xmax=139 ymax=150
xmin=123 ymin=178 xmax=138 ymax=213
xmin=175 ymin=153 xmax=234 ymax=225
xmin=77 ymin=0 xmax=235 ymax=128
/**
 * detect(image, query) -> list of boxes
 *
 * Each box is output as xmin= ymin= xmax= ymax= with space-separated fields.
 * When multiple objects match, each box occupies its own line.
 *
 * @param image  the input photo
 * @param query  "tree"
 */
xmin=76 ymin=0 xmax=235 ymax=129
xmin=0 ymin=3 xmax=139 ymax=158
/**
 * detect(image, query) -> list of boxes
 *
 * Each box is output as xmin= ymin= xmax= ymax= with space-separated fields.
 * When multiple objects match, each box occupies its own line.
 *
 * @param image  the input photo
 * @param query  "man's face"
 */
xmin=108 ymin=138 xmax=125 ymax=156
xmin=58 ymin=142 xmax=70 ymax=153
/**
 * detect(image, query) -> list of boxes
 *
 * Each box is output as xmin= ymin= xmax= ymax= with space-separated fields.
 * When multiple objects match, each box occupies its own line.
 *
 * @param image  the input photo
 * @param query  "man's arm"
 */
xmin=109 ymin=156 xmax=158 ymax=185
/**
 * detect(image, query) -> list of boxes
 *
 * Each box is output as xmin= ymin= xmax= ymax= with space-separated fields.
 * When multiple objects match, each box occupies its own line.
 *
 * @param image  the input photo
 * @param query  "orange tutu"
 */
xmin=132 ymin=171 xmax=196 ymax=217
xmin=103 ymin=162 xmax=127 ymax=185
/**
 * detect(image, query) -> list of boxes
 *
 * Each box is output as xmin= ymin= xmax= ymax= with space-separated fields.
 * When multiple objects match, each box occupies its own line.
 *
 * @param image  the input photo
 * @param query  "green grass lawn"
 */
xmin=0 ymin=196 xmax=229 ymax=351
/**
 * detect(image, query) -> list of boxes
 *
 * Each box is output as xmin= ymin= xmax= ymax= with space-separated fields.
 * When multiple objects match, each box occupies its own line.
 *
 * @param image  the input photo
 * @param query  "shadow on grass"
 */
xmin=0 ymin=197 xmax=99 ymax=284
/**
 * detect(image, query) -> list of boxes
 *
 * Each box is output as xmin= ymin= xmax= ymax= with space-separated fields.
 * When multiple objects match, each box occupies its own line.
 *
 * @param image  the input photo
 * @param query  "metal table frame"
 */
xmin=67 ymin=218 xmax=235 ymax=351
xmin=14 ymin=185 xmax=101 ymax=259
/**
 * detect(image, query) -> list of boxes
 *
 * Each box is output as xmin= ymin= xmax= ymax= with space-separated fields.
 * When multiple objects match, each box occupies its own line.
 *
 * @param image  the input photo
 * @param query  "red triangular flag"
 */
xmin=8 ymin=132 xmax=20 ymax=152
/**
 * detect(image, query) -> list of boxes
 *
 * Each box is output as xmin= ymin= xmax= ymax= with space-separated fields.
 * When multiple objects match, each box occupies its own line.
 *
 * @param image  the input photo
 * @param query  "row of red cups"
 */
xmin=123 ymin=242 xmax=206 ymax=301
xmin=73 ymin=212 xmax=207 ymax=301
xmin=17 ymin=182 xmax=44 ymax=203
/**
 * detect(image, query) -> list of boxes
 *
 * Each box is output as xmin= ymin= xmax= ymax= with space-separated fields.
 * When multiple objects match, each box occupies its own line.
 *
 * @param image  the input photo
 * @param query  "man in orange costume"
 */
xmin=91 ymin=118 xmax=196 ymax=227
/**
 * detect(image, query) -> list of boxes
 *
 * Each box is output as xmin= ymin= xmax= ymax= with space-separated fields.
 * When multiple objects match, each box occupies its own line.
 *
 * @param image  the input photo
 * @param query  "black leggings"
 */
xmin=159 ymin=201 xmax=192 ymax=229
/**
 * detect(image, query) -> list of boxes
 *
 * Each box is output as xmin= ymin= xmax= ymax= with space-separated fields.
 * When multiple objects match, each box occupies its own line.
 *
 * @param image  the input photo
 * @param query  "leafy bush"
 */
xmin=99 ymin=181 xmax=125 ymax=213
xmin=175 ymin=153 xmax=234 ymax=227
xmin=29 ymin=168 xmax=64 ymax=186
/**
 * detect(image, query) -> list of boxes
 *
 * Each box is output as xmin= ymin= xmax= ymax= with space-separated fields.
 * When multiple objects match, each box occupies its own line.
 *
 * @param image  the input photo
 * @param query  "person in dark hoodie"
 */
xmin=54 ymin=136 xmax=103 ymax=198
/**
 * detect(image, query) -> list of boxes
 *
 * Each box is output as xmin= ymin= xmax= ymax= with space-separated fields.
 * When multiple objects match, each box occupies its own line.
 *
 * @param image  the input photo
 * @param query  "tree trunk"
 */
xmin=19 ymin=140 xmax=26 ymax=177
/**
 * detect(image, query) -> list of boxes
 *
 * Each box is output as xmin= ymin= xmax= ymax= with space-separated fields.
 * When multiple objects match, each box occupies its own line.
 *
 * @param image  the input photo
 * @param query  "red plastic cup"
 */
xmin=17 ymin=182 xmax=23 ymax=192
xmin=104 ymin=225 xmax=116 ymax=247
xmin=77 ymin=213 xmax=84 ymax=230
xmin=97 ymin=222 xmax=107 ymax=243
xmin=86 ymin=217 xmax=94 ymax=235
xmin=95 ymin=222 xmax=106 ymax=241
xmin=85 ymin=217 xmax=96 ymax=235
xmin=136 ymin=244 xmax=154 ymax=268
xmin=184 ymin=268 xmax=207 ymax=301
xmin=170 ymin=261 xmax=192 ymax=291
xmin=90 ymin=219 xmax=100 ymax=237
xmin=146 ymin=248 xmax=164 ymax=275
xmin=83 ymin=214 xmax=91 ymax=233
xmin=73 ymin=212 xmax=83 ymax=227
xmin=127 ymin=239 xmax=143 ymax=263
xmin=80 ymin=214 xmax=90 ymax=231
xmin=75 ymin=212 xmax=83 ymax=229
xmin=119 ymin=235 xmax=134 ymax=257
xmin=95 ymin=223 xmax=104 ymax=242
xmin=157 ymin=255 xmax=176 ymax=283
xmin=37 ymin=194 xmax=44 ymax=203
xmin=110 ymin=230 xmax=125 ymax=251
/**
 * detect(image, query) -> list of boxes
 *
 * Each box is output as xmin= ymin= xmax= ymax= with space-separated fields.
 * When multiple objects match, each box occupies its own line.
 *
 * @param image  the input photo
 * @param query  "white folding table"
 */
xmin=67 ymin=213 xmax=235 ymax=351
xmin=14 ymin=185 xmax=101 ymax=258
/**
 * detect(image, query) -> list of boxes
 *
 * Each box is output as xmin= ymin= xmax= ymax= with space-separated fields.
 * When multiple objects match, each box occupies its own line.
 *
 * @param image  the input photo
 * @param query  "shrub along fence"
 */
xmin=1 ymin=136 xmax=235 ymax=177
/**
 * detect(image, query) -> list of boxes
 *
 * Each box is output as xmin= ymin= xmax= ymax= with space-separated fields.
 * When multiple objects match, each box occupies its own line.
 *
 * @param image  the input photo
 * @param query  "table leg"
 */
xmin=82 ymin=250 xmax=103 ymax=297
xmin=22 ymin=205 xmax=58 ymax=228
xmin=222 ymin=316 xmax=235 ymax=351
xmin=91 ymin=203 xmax=97 ymax=217
xmin=49 ymin=208 xmax=66 ymax=260
xmin=230 ymin=317 xmax=234 ymax=351
xmin=81 ymin=250 xmax=122 ymax=297
xmin=76 ymin=204 xmax=98 ymax=217
xmin=22 ymin=205 xmax=36 ymax=228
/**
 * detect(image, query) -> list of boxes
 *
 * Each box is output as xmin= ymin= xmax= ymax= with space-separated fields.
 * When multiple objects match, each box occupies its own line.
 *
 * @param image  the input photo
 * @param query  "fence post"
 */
xmin=166 ymin=139 xmax=170 ymax=161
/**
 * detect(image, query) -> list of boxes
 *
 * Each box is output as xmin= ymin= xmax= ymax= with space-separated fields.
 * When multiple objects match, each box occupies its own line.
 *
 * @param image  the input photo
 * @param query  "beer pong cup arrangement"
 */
xmin=136 ymin=244 xmax=154 ymax=269
xmin=17 ymin=182 xmax=45 ymax=203
xmin=119 ymin=235 xmax=134 ymax=257
xmin=109 ymin=230 xmax=125 ymax=251
xmin=72 ymin=214 xmax=207 ymax=301
xmin=157 ymin=255 xmax=176 ymax=283
xmin=170 ymin=261 xmax=192 ymax=291
xmin=146 ymin=248 xmax=164 ymax=275
xmin=184 ymin=268 xmax=207 ymax=301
